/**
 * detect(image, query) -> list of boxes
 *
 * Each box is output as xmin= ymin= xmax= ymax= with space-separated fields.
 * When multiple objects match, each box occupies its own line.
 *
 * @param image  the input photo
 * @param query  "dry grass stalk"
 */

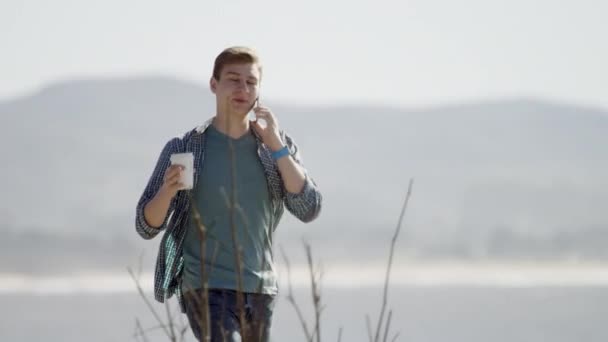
xmin=280 ymin=245 xmax=314 ymax=342
xmin=304 ymin=241 xmax=324 ymax=342
xmin=128 ymin=266 xmax=188 ymax=342
xmin=366 ymin=314 xmax=373 ymax=342
xmin=372 ymin=178 xmax=414 ymax=342
xmin=190 ymin=200 xmax=212 ymax=341
xmin=382 ymin=310 xmax=393 ymax=342
xmin=134 ymin=318 xmax=149 ymax=342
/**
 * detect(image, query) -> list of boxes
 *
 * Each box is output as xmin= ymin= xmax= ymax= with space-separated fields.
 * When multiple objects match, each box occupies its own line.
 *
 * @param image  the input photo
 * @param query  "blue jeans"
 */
xmin=184 ymin=288 xmax=275 ymax=342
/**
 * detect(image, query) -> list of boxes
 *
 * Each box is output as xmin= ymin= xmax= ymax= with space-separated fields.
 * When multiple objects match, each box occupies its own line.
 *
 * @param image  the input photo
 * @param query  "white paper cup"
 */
xmin=170 ymin=152 xmax=194 ymax=190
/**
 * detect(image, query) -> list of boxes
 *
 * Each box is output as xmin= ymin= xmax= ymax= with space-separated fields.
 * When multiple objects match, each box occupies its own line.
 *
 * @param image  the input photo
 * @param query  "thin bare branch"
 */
xmin=366 ymin=315 xmax=373 ymax=342
xmin=165 ymin=299 xmax=176 ymax=341
xmin=382 ymin=310 xmax=393 ymax=342
xmin=134 ymin=318 xmax=149 ymax=342
xmin=374 ymin=179 xmax=414 ymax=342
xmin=304 ymin=241 xmax=322 ymax=342
xmin=189 ymin=195 xmax=211 ymax=342
xmin=337 ymin=327 xmax=343 ymax=342
xmin=280 ymin=245 xmax=313 ymax=342
xmin=127 ymin=267 xmax=173 ymax=339
xmin=390 ymin=332 xmax=400 ymax=342
xmin=178 ymin=325 xmax=190 ymax=342
xmin=178 ymin=303 xmax=189 ymax=342
xmin=132 ymin=324 xmax=168 ymax=338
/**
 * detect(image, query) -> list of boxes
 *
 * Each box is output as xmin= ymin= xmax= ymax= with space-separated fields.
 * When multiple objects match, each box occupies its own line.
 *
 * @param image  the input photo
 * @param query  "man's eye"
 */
xmin=247 ymin=81 xmax=257 ymax=85
xmin=230 ymin=79 xmax=239 ymax=82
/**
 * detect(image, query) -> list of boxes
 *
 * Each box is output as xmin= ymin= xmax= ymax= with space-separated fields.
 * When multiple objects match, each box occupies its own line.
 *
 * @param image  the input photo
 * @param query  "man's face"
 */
xmin=211 ymin=63 xmax=261 ymax=115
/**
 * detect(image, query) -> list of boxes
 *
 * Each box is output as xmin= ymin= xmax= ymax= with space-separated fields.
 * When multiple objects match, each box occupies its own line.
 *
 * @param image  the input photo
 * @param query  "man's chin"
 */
xmin=228 ymin=106 xmax=250 ymax=117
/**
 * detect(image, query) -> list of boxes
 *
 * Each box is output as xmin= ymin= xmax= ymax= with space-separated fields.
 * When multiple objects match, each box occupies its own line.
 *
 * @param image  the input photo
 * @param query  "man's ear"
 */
xmin=209 ymin=77 xmax=217 ymax=94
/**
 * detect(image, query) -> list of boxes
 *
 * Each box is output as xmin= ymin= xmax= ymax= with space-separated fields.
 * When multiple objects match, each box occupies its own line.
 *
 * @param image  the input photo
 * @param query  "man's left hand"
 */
xmin=251 ymin=106 xmax=284 ymax=151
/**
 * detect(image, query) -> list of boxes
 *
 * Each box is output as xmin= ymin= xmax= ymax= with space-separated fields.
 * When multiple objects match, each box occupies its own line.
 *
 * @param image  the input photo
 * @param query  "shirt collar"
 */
xmin=194 ymin=117 xmax=215 ymax=134
xmin=194 ymin=117 xmax=264 ymax=143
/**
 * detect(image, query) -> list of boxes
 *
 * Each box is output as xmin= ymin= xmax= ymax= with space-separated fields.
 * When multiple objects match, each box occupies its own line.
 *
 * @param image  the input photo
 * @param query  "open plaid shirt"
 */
xmin=135 ymin=118 xmax=322 ymax=312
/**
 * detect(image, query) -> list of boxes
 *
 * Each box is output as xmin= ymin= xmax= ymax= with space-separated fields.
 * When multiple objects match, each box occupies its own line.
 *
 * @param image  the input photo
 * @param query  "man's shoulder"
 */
xmin=179 ymin=127 xmax=198 ymax=142
xmin=165 ymin=121 xmax=210 ymax=146
xmin=158 ymin=129 xmax=194 ymax=155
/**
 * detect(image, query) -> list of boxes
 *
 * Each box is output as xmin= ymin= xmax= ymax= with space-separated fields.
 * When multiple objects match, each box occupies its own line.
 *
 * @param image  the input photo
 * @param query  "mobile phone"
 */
xmin=248 ymin=97 xmax=259 ymax=121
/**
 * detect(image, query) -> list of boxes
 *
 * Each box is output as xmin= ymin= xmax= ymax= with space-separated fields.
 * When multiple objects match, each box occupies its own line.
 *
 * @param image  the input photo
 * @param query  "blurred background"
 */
xmin=1 ymin=0 xmax=607 ymax=341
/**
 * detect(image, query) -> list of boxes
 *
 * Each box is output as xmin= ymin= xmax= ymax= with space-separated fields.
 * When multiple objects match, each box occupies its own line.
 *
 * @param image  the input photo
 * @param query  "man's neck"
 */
xmin=212 ymin=112 xmax=250 ymax=139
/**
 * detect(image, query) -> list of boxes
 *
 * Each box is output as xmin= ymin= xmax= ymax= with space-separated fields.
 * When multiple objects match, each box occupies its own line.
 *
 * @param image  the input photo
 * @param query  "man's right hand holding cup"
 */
xmin=160 ymin=164 xmax=186 ymax=199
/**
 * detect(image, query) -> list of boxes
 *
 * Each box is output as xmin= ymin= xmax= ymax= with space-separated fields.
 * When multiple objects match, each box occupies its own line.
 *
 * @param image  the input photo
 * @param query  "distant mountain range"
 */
xmin=1 ymin=76 xmax=607 ymax=273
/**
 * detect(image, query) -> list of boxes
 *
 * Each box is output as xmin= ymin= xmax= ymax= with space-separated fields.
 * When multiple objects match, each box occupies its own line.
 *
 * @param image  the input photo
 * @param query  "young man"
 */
xmin=135 ymin=46 xmax=322 ymax=341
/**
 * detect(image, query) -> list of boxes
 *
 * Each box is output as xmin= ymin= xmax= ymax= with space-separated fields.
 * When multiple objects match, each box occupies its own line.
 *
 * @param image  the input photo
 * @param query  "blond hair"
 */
xmin=212 ymin=46 xmax=262 ymax=81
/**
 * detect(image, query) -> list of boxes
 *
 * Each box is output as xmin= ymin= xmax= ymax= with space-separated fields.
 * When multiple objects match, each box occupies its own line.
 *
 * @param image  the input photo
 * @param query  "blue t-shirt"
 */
xmin=181 ymin=124 xmax=277 ymax=294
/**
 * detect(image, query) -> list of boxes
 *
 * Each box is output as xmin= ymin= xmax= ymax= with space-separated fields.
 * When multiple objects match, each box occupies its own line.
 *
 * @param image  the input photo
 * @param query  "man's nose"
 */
xmin=236 ymin=80 xmax=250 ymax=92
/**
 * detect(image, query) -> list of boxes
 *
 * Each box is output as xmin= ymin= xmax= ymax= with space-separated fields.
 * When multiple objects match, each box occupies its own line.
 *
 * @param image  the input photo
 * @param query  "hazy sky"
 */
xmin=1 ymin=0 xmax=607 ymax=108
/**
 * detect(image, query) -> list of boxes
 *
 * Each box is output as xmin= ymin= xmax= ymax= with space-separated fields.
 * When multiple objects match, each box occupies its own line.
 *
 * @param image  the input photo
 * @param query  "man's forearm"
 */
xmin=268 ymin=140 xmax=306 ymax=194
xmin=276 ymin=155 xmax=306 ymax=193
xmin=143 ymin=188 xmax=174 ymax=228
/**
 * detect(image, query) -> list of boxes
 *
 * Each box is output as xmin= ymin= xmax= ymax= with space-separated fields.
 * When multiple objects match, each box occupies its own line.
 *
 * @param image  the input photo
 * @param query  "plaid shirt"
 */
xmin=135 ymin=118 xmax=322 ymax=312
